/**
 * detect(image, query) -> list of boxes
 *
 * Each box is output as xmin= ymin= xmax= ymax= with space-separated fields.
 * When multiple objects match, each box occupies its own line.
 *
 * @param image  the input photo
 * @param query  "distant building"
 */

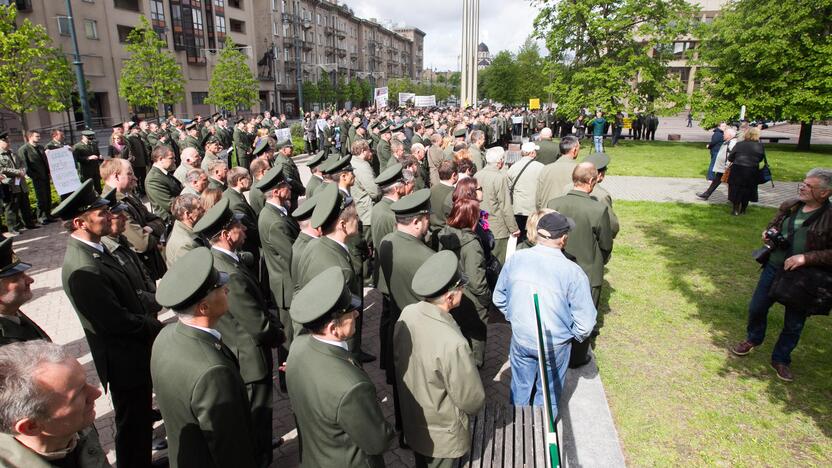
xmin=477 ymin=42 xmax=490 ymax=69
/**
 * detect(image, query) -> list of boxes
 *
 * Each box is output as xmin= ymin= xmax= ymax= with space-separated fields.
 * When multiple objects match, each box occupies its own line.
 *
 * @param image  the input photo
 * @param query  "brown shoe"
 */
xmin=730 ymin=340 xmax=757 ymax=356
xmin=771 ymin=362 xmax=794 ymax=382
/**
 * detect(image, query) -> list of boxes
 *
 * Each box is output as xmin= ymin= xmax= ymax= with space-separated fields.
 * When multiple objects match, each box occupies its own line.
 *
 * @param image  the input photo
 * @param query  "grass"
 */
xmin=597 ymin=200 xmax=832 ymax=466
xmin=579 ymin=140 xmax=832 ymax=181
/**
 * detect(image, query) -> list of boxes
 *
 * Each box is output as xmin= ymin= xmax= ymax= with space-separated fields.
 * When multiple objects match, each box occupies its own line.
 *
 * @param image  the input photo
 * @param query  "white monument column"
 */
xmin=459 ymin=0 xmax=480 ymax=108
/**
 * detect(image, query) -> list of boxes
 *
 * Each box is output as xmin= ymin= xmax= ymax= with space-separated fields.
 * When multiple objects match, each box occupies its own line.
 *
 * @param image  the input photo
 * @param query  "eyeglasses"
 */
xmin=475 ymin=187 xmax=483 ymax=192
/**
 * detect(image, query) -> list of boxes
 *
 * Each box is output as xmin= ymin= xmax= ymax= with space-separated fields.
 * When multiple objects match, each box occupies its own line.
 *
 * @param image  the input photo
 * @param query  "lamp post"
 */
xmin=63 ymin=0 xmax=92 ymax=129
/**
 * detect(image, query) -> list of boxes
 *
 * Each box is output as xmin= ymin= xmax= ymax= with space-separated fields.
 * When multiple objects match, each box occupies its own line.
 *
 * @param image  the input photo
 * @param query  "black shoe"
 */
xmin=151 ymin=436 xmax=168 ymax=451
xmin=695 ymin=192 xmax=709 ymax=200
xmin=356 ymin=351 xmax=376 ymax=363
xmin=25 ymin=224 xmax=40 ymax=230
xmin=272 ymin=437 xmax=285 ymax=449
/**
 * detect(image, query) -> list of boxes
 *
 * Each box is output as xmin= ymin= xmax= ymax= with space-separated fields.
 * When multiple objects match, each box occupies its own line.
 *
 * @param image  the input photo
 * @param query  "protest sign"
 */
xmin=45 ymin=147 xmax=81 ymax=195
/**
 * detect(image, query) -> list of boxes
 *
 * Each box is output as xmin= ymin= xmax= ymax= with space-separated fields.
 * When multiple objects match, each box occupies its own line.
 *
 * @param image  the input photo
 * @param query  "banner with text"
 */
xmin=414 ymin=95 xmax=436 ymax=107
xmin=46 ymin=147 xmax=81 ymax=195
xmin=374 ymin=87 xmax=389 ymax=108
xmin=274 ymin=128 xmax=291 ymax=143
xmin=398 ymin=93 xmax=416 ymax=106
xmin=529 ymin=98 xmax=540 ymax=110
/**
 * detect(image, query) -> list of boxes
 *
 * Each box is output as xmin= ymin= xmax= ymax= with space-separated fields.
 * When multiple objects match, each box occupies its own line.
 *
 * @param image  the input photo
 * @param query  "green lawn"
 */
xmin=598 ymin=201 xmax=832 ymax=466
xmin=581 ymin=140 xmax=832 ymax=181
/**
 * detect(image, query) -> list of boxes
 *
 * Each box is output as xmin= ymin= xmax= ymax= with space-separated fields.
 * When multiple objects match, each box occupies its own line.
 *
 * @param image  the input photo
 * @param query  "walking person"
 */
xmin=697 ymin=127 xmax=737 ymax=200
xmin=727 ymin=127 xmax=766 ymax=215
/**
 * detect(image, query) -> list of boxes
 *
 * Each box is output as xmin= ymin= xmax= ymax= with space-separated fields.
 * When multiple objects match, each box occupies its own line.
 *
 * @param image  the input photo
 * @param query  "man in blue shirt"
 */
xmin=589 ymin=111 xmax=607 ymax=154
xmin=493 ymin=211 xmax=596 ymax=418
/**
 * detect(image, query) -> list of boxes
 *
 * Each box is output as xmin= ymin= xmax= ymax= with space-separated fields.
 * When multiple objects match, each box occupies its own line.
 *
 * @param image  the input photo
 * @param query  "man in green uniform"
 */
xmin=304 ymin=150 xmax=327 ymax=198
xmin=0 ymin=133 xmax=32 ymax=234
xmin=54 ymin=179 xmax=163 ymax=468
xmin=467 ymin=130 xmax=486 ymax=170
xmin=0 ymin=341 xmax=109 ymax=467
xmin=71 ymin=130 xmax=104 ymax=194
xmin=248 ymin=158 xmax=270 ymax=217
xmin=536 ymin=128 xmax=560 ymax=165
xmin=256 ymin=166 xmax=299 ymax=380
xmin=200 ymin=136 xmax=223 ymax=172
xmin=376 ymin=125 xmax=393 ymax=171
xmin=151 ymin=247 xmax=257 ymax=468
xmin=536 ymin=135 xmax=581 ymax=209
xmin=289 ymin=195 xmax=319 ymax=291
xmin=394 ymin=251 xmax=485 ymax=466
xmin=124 ymin=124 xmax=149 ymax=195
xmin=206 ymin=160 xmax=228 ymax=191
xmin=350 ymin=140 xmax=380 ymax=288
xmin=287 ymin=267 xmax=395 ymax=467
xmin=166 ymin=194 xmax=204 ymax=268
xmin=274 ymin=141 xmax=305 ymax=210
xmin=429 ymin=160 xmax=458 ymax=241
xmin=376 ymin=188 xmax=435 ymax=435
xmin=193 ymin=199 xmax=282 ymax=466
xmin=476 ymin=147 xmax=519 ymax=263
xmin=222 ymin=167 xmax=260 ymax=262
xmin=583 ymin=152 xmax=620 ymax=238
xmin=181 ymin=122 xmax=203 ymax=158
xmin=145 ymin=146 xmax=183 ymax=224
xmin=0 ymin=237 xmax=50 ymax=345
xmin=18 ymin=130 xmax=54 ymax=224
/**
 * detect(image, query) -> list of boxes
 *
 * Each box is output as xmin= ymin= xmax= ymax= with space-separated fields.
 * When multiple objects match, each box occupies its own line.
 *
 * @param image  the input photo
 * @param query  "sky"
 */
xmin=351 ymin=0 xmax=543 ymax=72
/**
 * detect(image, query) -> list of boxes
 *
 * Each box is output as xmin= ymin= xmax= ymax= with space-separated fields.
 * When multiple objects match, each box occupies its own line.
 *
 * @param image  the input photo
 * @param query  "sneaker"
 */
xmin=771 ymin=362 xmax=794 ymax=382
xmin=730 ymin=340 xmax=757 ymax=356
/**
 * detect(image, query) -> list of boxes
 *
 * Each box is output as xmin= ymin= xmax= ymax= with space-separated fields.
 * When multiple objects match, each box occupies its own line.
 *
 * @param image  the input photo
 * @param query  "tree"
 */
xmin=0 ymin=5 xmax=74 ymax=135
xmin=302 ymin=80 xmax=319 ymax=109
xmin=348 ymin=79 xmax=364 ymax=107
xmin=317 ymin=73 xmax=335 ymax=107
xmin=533 ymin=0 xmax=695 ymax=117
xmin=358 ymin=79 xmax=372 ymax=107
xmin=206 ymin=36 xmax=258 ymax=112
xmin=480 ymin=51 xmax=518 ymax=104
xmin=119 ymin=16 xmax=184 ymax=117
xmin=694 ymin=0 xmax=832 ymax=149
xmin=335 ymin=74 xmax=349 ymax=107
xmin=514 ymin=37 xmax=546 ymax=105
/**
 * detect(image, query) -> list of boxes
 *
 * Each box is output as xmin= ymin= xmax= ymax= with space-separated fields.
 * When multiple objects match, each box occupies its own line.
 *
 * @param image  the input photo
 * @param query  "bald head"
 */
xmin=540 ymin=128 xmax=553 ymax=139
xmin=572 ymin=162 xmax=598 ymax=193
xmin=181 ymin=147 xmax=200 ymax=167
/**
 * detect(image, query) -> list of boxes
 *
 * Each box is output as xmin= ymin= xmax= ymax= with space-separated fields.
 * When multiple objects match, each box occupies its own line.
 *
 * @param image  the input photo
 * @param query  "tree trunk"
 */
xmin=797 ymin=120 xmax=812 ymax=151
xmin=17 ymin=112 xmax=27 ymax=143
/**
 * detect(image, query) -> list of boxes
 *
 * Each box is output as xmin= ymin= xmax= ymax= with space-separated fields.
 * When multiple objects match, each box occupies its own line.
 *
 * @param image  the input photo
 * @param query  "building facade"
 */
xmin=1 ymin=0 xmax=424 ymax=134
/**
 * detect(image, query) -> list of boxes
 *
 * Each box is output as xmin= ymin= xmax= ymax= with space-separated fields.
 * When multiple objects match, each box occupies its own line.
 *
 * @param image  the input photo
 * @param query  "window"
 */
xmin=192 ymin=9 xmax=203 ymax=31
xmin=272 ymin=20 xmax=278 ymax=36
xmin=216 ymin=15 xmax=226 ymax=34
xmin=317 ymin=13 xmax=320 ymax=25
xmin=82 ymin=0 xmax=94 ymax=3
xmin=215 ymin=0 xmax=225 ymax=6
xmin=282 ymin=23 xmax=289 ymax=36
xmin=57 ymin=16 xmax=71 ymax=36
xmin=150 ymin=0 xmax=164 ymax=22
xmin=113 ymin=0 xmax=140 ymax=12
xmin=229 ymin=19 xmax=244 ymax=33
xmin=117 ymin=24 xmax=134 ymax=43
xmin=192 ymin=92 xmax=208 ymax=105
xmin=84 ymin=19 xmax=98 ymax=39
xmin=228 ymin=0 xmax=241 ymax=8
xmin=284 ymin=47 xmax=290 ymax=61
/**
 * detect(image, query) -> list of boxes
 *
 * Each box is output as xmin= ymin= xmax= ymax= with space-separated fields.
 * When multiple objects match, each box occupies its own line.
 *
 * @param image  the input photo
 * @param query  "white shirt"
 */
xmin=181 ymin=320 xmax=222 ymax=341
xmin=312 ymin=335 xmax=349 ymax=351
xmin=70 ymin=234 xmax=104 ymax=253
xmin=266 ymin=199 xmax=288 ymax=215
xmin=328 ymin=236 xmax=349 ymax=253
xmin=211 ymin=246 xmax=239 ymax=263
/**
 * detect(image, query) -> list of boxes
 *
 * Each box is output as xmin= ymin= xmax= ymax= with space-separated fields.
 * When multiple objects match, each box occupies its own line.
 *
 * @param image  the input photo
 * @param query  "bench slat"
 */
xmin=470 ymin=405 xmax=486 ymax=468
xmin=490 ymin=405 xmax=504 ymax=468
xmin=481 ymin=404 xmax=496 ymax=468
xmin=504 ymin=405 xmax=515 ymax=468
xmin=523 ymin=406 xmax=534 ymax=467
xmin=532 ymin=406 xmax=547 ymax=468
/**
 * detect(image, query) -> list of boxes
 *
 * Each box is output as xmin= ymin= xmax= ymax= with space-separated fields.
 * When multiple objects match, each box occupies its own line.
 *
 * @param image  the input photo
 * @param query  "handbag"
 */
xmin=768 ymin=202 xmax=832 ymax=315
xmin=758 ymin=154 xmax=773 ymax=186
xmin=721 ymin=165 xmax=731 ymax=183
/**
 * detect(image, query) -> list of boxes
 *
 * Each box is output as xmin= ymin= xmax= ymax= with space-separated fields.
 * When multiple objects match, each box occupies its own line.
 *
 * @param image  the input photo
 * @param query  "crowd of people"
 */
xmin=0 ymin=102 xmax=825 ymax=468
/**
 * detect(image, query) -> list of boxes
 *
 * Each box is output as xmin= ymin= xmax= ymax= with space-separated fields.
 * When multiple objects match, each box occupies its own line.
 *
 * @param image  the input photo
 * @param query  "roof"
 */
xmin=478 ymin=42 xmax=489 ymax=52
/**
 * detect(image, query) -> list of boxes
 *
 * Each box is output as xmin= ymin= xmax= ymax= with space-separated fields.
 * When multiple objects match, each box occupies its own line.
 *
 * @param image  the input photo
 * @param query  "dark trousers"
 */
xmin=701 ymin=173 xmax=723 ymax=198
xmin=31 ymin=178 xmax=52 ymax=221
xmin=5 ymin=190 xmax=35 ymax=229
xmin=378 ymin=294 xmax=392 ymax=371
xmin=414 ymin=452 xmax=456 ymax=468
xmin=133 ymin=167 xmax=146 ymax=196
xmin=569 ymin=285 xmax=601 ymax=368
xmin=514 ymin=214 xmax=528 ymax=243
xmin=109 ymin=383 xmax=153 ymax=468
xmin=611 ymin=126 xmax=622 ymax=145
xmin=247 ymin=379 xmax=274 ymax=467
xmin=746 ymin=263 xmax=808 ymax=365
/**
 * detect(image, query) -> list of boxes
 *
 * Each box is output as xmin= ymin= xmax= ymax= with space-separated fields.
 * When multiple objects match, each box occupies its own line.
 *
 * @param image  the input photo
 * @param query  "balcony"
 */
xmin=350 ymin=52 xmax=358 ymax=61
xmin=302 ymin=40 xmax=313 ymax=50
xmin=336 ymin=46 xmax=347 ymax=57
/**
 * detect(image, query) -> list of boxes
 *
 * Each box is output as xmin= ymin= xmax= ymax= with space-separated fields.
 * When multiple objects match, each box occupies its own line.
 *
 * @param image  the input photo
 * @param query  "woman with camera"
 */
xmin=731 ymin=168 xmax=832 ymax=382
xmin=727 ymin=126 xmax=766 ymax=215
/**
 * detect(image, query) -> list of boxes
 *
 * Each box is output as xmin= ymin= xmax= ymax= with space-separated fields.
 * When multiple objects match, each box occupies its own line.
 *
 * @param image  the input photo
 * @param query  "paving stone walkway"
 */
xmin=20 ymin=166 xmax=799 ymax=467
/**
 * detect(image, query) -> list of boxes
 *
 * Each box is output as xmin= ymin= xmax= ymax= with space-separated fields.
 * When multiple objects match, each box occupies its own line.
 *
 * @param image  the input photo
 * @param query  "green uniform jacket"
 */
xmin=427 ymin=145 xmax=445 ymax=187
xmin=468 ymin=145 xmax=484 ymax=171
xmin=165 ymin=220 xmax=199 ymax=269
xmin=0 ymin=311 xmax=50 ymax=345
xmin=0 ymin=427 xmax=109 ymax=468
xmin=350 ymin=157 xmax=380 ymax=225
xmin=591 ymin=183 xmax=620 ymax=238
xmin=546 ymin=190 xmax=613 ymax=287
xmin=376 ymin=139 xmax=391 ymax=170
xmin=475 ymin=165 xmax=518 ymax=239
xmin=18 ymin=143 xmax=49 ymax=181
xmin=72 ymin=141 xmax=102 ymax=181
xmin=339 ymin=121 xmax=351 ymax=155
xmin=222 ymin=188 xmax=260 ymax=259
xmin=145 ymin=165 xmax=183 ymax=223
xmin=305 ymin=174 xmax=324 ymax=199
xmin=296 ymin=236 xmax=358 ymax=296
xmin=536 ymin=139 xmax=560 ymax=165
xmin=274 ymin=155 xmax=305 ymax=203
xmin=151 ymin=322 xmax=257 ymax=468
xmin=181 ymin=135 xmax=203 ymax=158
xmin=290 ymin=232 xmax=314 ymax=287
xmin=412 ymin=133 xmax=424 ymax=147
xmin=124 ymin=134 xmax=148 ymax=168
xmin=249 ymin=186 xmax=266 ymax=217
xmin=377 ymin=230 xmax=434 ymax=313
xmin=286 ymin=334 xmax=395 ymax=467
xmin=105 ymin=186 xmax=164 ymax=255
xmin=429 ymin=182 xmax=454 ymax=234
xmin=393 ymin=301 xmax=485 ymax=458
xmin=535 ymin=156 xmax=577 ymax=209
xmin=207 ymin=177 xmax=226 ymax=191
xmin=62 ymin=238 xmax=162 ymax=389
xmin=436 ymin=225 xmax=491 ymax=326
xmin=259 ymin=202 xmax=300 ymax=310
xmin=370 ymin=197 xmax=395 ymax=255
xmin=0 ymin=149 xmax=26 ymax=192
xmin=210 ymin=248 xmax=280 ymax=383
xmin=146 ymin=131 xmax=167 ymax=150
xmin=101 ymin=235 xmax=160 ymax=316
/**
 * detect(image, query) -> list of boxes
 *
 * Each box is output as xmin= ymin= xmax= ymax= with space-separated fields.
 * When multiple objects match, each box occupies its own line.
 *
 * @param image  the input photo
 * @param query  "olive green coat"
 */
xmin=0 ymin=427 xmax=110 ymax=468
xmin=535 ymin=157 xmax=577 ymax=209
xmin=475 ymin=165 xmax=518 ymax=239
xmin=429 ymin=182 xmax=454 ymax=233
xmin=0 ymin=312 xmax=50 ymax=345
xmin=259 ymin=202 xmax=299 ymax=310
xmin=536 ymin=139 xmax=560 ymax=165
xmin=222 ymin=188 xmax=260 ymax=260
xmin=145 ymin=165 xmax=182 ymax=223
xmin=590 ymin=183 xmax=620 ymax=238
xmin=165 ymin=220 xmax=200 ymax=269
xmin=305 ymin=174 xmax=324 ymax=198
xmin=274 ymin=154 xmax=305 ymax=206
xmin=181 ymin=135 xmax=203 ymax=157
xmin=286 ymin=334 xmax=395 ymax=467
xmin=394 ymin=301 xmax=485 ymax=458
xmin=101 ymin=235 xmax=160 ymax=316
xmin=546 ymin=190 xmax=614 ymax=287
xmin=377 ymin=230 xmax=435 ymax=313
xmin=151 ymin=322 xmax=257 ymax=468
xmin=71 ymin=140 xmax=101 ymax=183
xmin=249 ymin=185 xmax=266 ymax=216
xmin=350 ymin=157 xmax=380 ymax=225
xmin=376 ymin=139 xmax=391 ymax=170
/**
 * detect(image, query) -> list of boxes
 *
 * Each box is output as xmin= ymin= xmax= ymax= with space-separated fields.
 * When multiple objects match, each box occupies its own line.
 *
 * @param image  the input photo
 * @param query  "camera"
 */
xmin=752 ymin=228 xmax=789 ymax=265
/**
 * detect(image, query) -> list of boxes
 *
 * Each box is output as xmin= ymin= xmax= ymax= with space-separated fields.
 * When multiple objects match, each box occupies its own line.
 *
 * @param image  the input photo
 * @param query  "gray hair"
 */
xmin=207 ymin=159 xmax=227 ymax=173
xmin=186 ymin=168 xmax=207 ymax=184
xmin=468 ymin=129 xmax=485 ymax=145
xmin=410 ymin=143 xmax=425 ymax=154
xmin=0 ymin=341 xmax=72 ymax=432
xmin=724 ymin=127 xmax=737 ymax=139
xmin=171 ymin=193 xmax=202 ymax=221
xmin=559 ymin=135 xmax=579 ymax=155
xmin=540 ymin=128 xmax=553 ymax=139
xmin=806 ymin=168 xmax=832 ymax=190
xmin=381 ymin=169 xmax=415 ymax=194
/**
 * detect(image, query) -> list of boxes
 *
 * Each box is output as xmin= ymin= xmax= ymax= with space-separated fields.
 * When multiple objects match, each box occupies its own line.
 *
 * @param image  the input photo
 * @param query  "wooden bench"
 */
xmin=760 ymin=136 xmax=791 ymax=143
xmin=455 ymin=403 xmax=555 ymax=468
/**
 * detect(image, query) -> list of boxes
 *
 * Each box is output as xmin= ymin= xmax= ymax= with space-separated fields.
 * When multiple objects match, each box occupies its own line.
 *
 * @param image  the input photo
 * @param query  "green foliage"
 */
xmin=694 ymin=0 xmax=832 ymax=130
xmin=118 ymin=16 xmax=184 ymax=114
xmin=317 ymin=73 xmax=336 ymax=106
xmin=290 ymin=122 xmax=303 ymax=138
xmin=514 ymin=38 xmax=547 ymax=104
xmin=0 ymin=5 xmax=74 ymax=132
xmin=205 ymin=36 xmax=258 ymax=112
xmin=302 ymin=80 xmax=319 ymax=107
xmin=480 ymin=50 xmax=518 ymax=104
xmin=358 ymin=79 xmax=372 ymax=107
xmin=348 ymin=79 xmax=363 ymax=106
xmin=533 ymin=0 xmax=695 ymax=117
xmin=335 ymin=74 xmax=349 ymax=106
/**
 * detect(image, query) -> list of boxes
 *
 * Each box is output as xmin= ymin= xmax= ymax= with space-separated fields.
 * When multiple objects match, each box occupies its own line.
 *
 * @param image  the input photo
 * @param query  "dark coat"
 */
xmin=18 ymin=143 xmax=49 ymax=181
xmin=145 ymin=165 xmax=183 ymax=223
xmin=0 ymin=312 xmax=50 ymax=345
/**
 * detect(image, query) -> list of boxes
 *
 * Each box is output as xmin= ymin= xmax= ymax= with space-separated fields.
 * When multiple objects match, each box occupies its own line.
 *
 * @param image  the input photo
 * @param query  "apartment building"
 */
xmin=0 ymin=0 xmax=424 ymax=134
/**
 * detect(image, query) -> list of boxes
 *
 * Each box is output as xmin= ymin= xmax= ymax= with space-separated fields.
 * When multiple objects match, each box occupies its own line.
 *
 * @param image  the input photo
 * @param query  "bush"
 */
xmin=290 ymin=122 xmax=303 ymax=139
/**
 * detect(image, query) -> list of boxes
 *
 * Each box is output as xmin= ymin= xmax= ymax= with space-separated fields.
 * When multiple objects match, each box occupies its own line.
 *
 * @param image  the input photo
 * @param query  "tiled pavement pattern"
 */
xmin=14 ymin=153 xmax=797 ymax=466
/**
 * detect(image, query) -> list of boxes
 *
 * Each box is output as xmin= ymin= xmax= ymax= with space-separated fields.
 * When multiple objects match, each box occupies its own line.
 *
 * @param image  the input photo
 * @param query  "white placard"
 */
xmin=505 ymin=235 xmax=518 ymax=261
xmin=45 ymin=147 xmax=81 ymax=195
xmin=398 ymin=93 xmax=416 ymax=105
xmin=374 ymin=87 xmax=389 ymax=108
xmin=274 ymin=128 xmax=291 ymax=142
xmin=414 ymin=95 xmax=436 ymax=107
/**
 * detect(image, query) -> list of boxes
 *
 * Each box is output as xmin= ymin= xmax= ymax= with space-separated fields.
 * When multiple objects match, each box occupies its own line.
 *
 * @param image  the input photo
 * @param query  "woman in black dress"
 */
xmin=727 ymin=126 xmax=766 ymax=215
